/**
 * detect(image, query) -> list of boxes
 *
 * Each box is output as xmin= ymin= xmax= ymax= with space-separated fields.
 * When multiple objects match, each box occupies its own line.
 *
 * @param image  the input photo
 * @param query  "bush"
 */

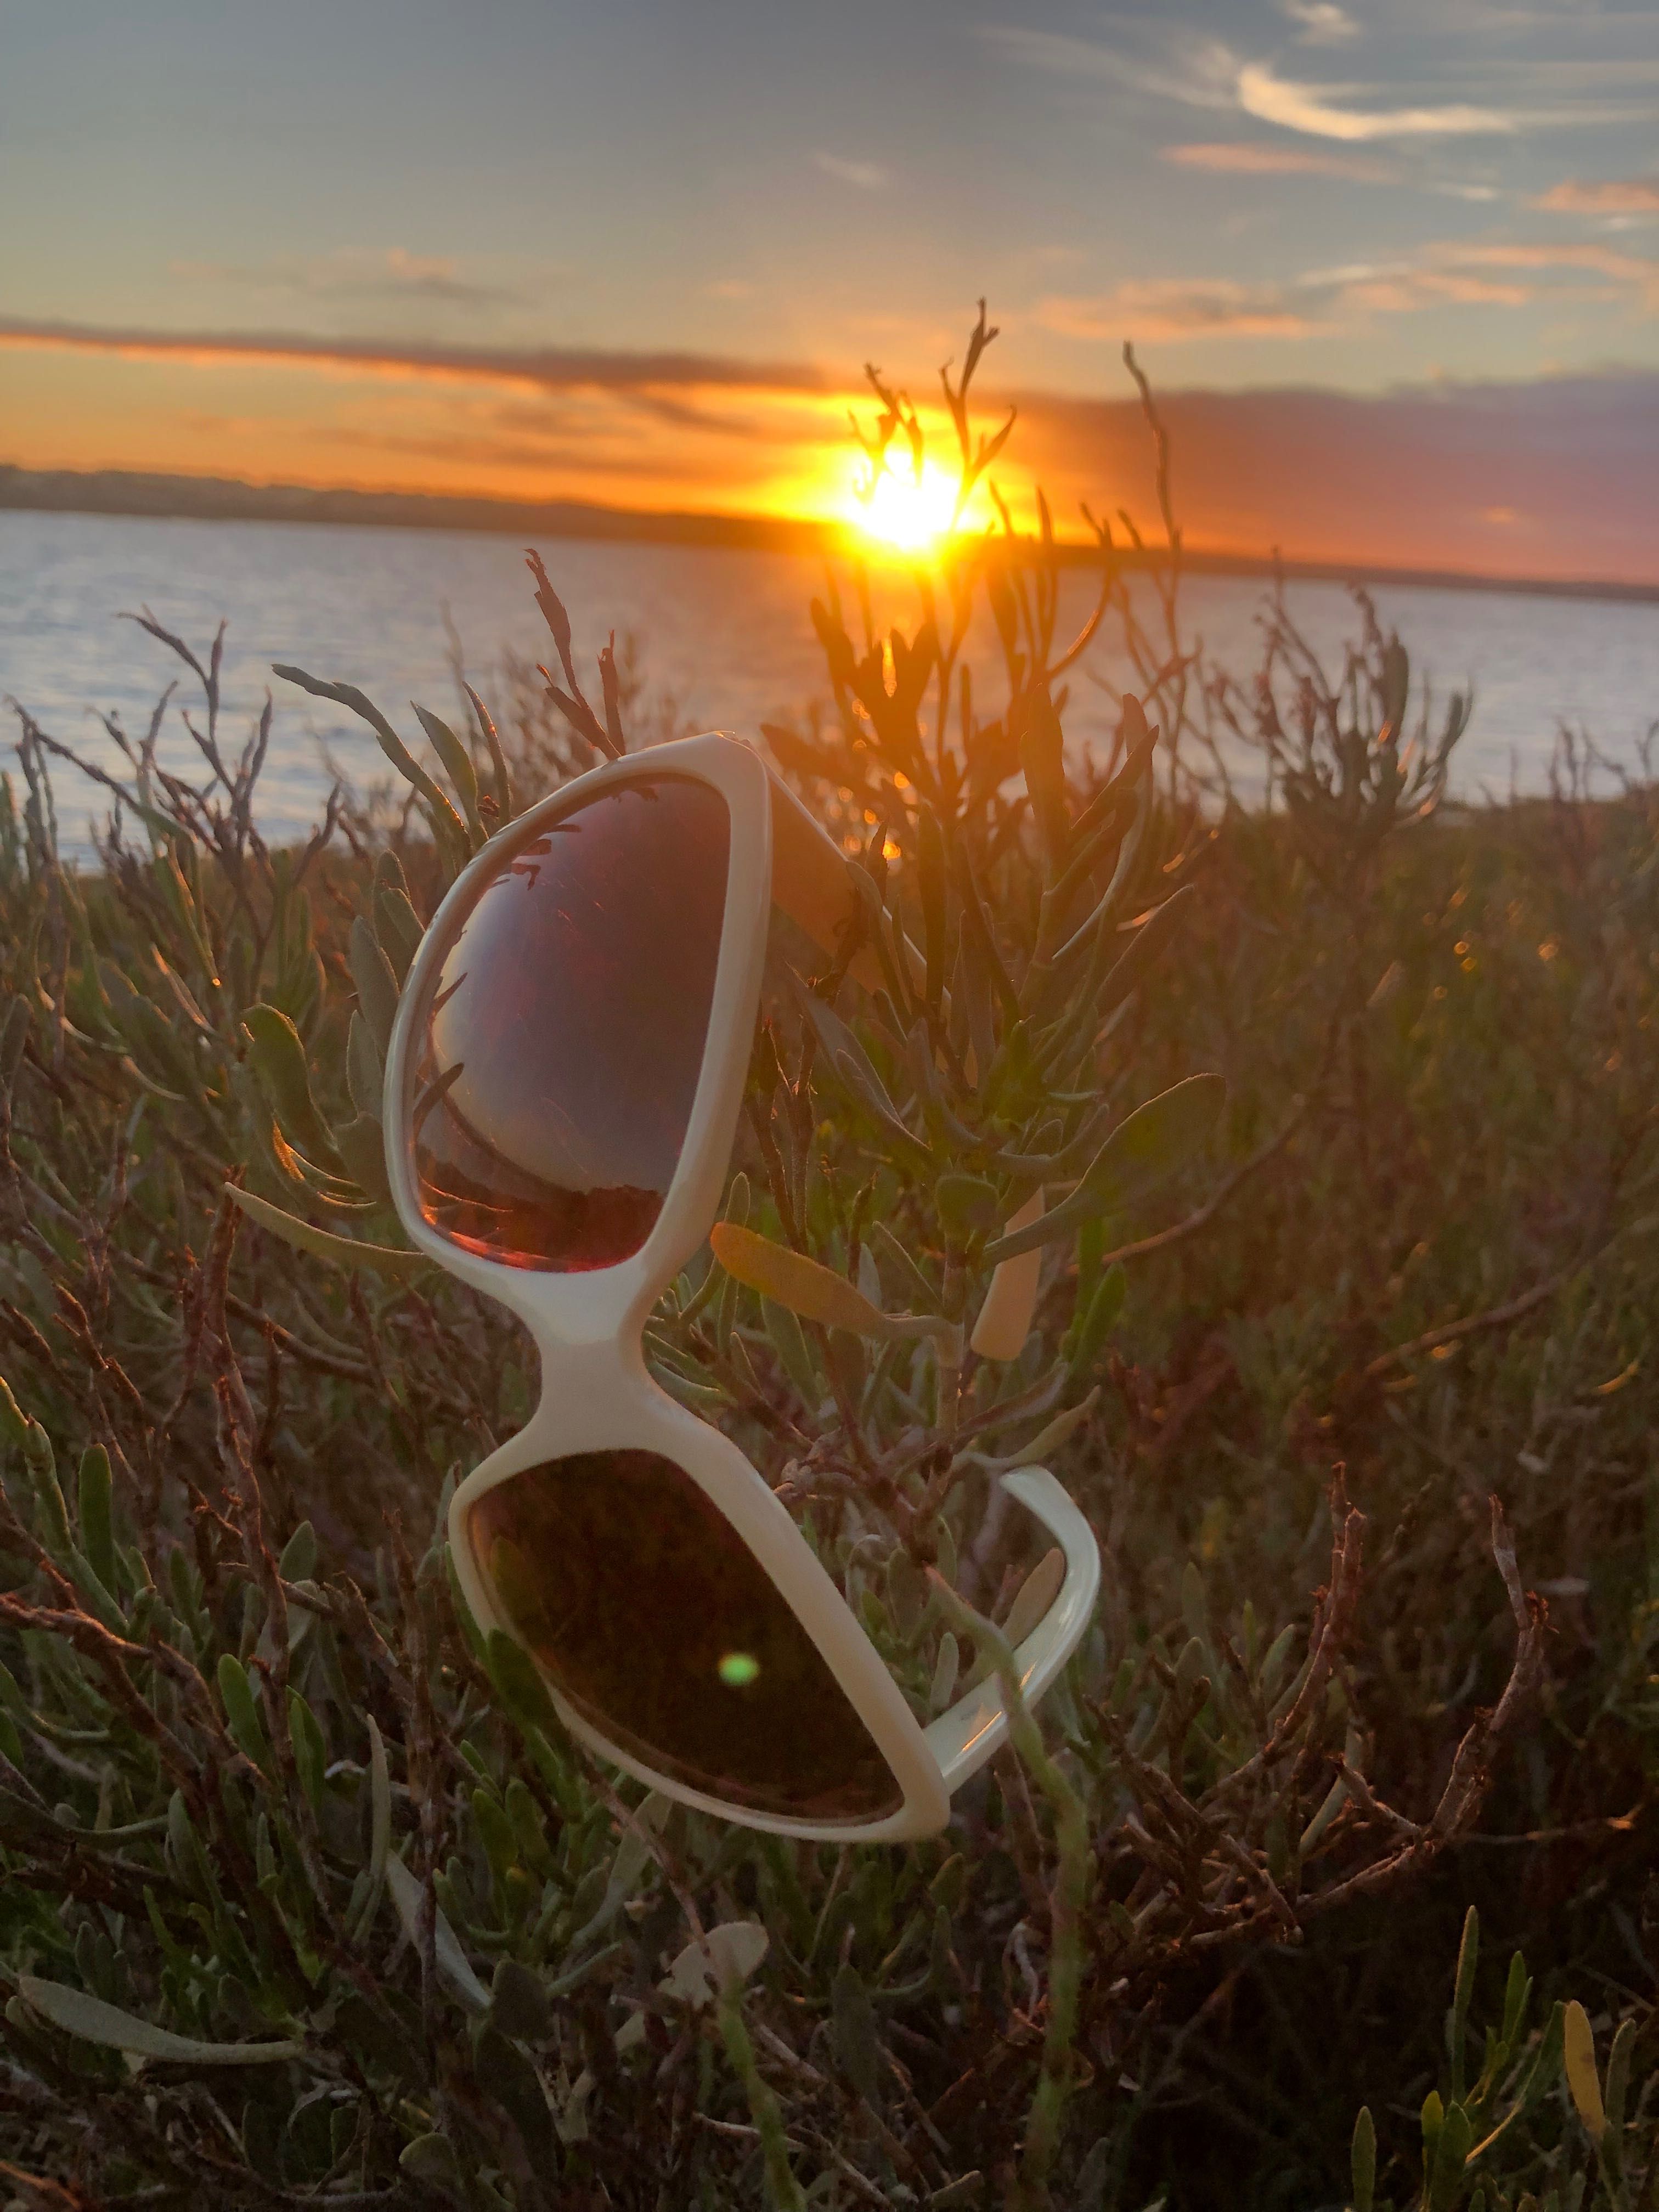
xmin=1 ymin=307 xmax=1657 ymax=2210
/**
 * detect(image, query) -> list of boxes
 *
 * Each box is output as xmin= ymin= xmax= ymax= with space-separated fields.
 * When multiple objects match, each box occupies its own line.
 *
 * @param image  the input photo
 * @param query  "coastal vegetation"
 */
xmin=2 ymin=310 xmax=1657 ymax=2210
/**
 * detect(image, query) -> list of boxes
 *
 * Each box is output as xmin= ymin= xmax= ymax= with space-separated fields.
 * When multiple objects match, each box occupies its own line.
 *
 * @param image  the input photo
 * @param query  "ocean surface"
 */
xmin=3 ymin=509 xmax=1657 ymax=852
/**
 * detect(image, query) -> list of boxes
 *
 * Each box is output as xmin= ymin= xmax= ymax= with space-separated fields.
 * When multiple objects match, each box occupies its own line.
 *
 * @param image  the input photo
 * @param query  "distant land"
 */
xmin=3 ymin=461 xmax=1656 ymax=607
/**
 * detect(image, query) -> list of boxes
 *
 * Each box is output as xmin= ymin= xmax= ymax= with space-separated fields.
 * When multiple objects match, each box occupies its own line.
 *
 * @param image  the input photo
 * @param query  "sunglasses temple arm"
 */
xmin=921 ymin=1467 xmax=1102 ymax=1796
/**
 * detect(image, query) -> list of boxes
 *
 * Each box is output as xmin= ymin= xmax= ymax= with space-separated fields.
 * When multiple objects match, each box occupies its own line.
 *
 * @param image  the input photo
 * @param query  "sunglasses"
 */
xmin=383 ymin=731 xmax=1100 ymax=1841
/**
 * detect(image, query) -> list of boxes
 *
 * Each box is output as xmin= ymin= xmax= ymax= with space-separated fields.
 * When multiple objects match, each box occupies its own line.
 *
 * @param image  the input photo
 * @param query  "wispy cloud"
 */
xmin=1038 ymin=280 xmax=1321 ymax=343
xmin=0 ymin=318 xmax=829 ymax=395
xmin=1281 ymin=0 xmax=1359 ymax=45
xmin=1449 ymin=239 xmax=1659 ymax=308
xmin=1161 ymin=140 xmax=1392 ymax=180
xmin=814 ymin=151 xmax=888 ymax=190
xmin=1537 ymin=176 xmax=1659 ymax=216
xmin=976 ymin=26 xmax=1239 ymax=112
xmin=169 ymin=247 xmax=518 ymax=307
xmin=1236 ymin=62 xmax=1515 ymax=140
xmin=1035 ymin=229 xmax=1659 ymax=348
xmin=985 ymin=24 xmax=1657 ymax=146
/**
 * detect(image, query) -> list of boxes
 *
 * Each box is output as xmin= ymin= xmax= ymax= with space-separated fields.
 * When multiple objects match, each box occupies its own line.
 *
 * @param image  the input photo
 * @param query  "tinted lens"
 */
xmin=468 ymin=1451 xmax=903 ymax=1823
xmin=407 ymin=776 xmax=730 ymax=1271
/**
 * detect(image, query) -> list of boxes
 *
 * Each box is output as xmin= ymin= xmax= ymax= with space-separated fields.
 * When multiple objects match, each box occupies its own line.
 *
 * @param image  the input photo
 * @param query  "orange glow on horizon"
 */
xmin=0 ymin=324 xmax=1053 ymax=544
xmin=4 ymin=318 xmax=1638 ymax=583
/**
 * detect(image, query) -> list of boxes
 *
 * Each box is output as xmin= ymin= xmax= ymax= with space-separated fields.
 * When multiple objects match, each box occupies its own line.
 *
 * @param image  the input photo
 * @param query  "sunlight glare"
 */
xmin=852 ymin=459 xmax=959 ymax=553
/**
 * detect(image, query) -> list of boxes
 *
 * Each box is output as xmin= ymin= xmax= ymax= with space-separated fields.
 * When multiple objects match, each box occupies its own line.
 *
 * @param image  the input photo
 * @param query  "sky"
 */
xmin=3 ymin=0 xmax=1658 ymax=579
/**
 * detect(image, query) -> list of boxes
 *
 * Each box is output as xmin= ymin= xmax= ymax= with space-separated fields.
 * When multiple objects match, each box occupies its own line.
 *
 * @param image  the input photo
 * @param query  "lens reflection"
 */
xmin=469 ymin=1450 xmax=903 ymax=1823
xmin=407 ymin=776 xmax=730 ymax=1271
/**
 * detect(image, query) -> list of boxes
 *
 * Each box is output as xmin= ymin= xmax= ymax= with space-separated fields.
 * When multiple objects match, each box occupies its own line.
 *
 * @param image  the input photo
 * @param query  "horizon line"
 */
xmin=2 ymin=458 xmax=1655 ymax=608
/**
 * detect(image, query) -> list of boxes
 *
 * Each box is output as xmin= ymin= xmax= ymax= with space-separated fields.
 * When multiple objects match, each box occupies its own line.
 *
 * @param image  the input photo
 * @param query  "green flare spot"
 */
xmin=718 ymin=1650 xmax=761 ymax=1689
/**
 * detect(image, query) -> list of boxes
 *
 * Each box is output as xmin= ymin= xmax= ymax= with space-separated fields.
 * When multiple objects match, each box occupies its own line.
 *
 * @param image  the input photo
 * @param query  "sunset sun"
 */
xmin=851 ymin=458 xmax=960 ymax=552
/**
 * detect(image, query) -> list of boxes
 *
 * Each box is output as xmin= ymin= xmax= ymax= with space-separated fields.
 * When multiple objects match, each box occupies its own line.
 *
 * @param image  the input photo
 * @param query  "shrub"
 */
xmin=1 ymin=308 xmax=1656 ymax=2210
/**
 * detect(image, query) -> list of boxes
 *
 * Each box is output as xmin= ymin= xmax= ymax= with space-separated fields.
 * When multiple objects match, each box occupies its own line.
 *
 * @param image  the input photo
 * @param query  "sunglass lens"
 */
xmin=467 ymin=1451 xmax=903 ymax=1823
xmin=405 ymin=776 xmax=730 ymax=1270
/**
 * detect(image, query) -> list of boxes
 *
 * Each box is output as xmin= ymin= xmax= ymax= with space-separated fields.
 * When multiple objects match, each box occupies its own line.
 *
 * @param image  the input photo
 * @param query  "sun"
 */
xmin=851 ymin=459 xmax=960 ymax=553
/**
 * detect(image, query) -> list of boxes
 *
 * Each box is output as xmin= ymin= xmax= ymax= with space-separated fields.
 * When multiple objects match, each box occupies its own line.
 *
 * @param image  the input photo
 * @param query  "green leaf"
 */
xmin=983 ymin=1074 xmax=1225 ymax=1265
xmin=399 ymin=2131 xmax=464 ymax=2186
xmin=0 ymin=1372 xmax=28 ymax=1448
xmin=345 ymin=1009 xmax=383 ymax=1120
xmin=763 ymin=1297 xmax=819 ymax=1402
xmin=21 ymin=1419 xmax=72 ymax=1559
xmin=1429 ymin=2100 xmax=1472 ymax=2211
xmin=1563 ymin=2001 xmax=1604 ymax=2143
xmin=17 ymin=1976 xmax=301 ymax=2064
xmin=1067 ymin=1262 xmax=1126 ymax=1374
xmin=1500 ymin=1951 xmax=1531 ymax=2049
xmin=272 ymin=664 xmax=469 ymax=860
xmin=1017 ymin=687 xmax=1068 ymax=858
xmin=475 ymin=2022 xmax=556 ymax=2168
xmin=287 ymin=1689 xmax=327 ymax=1813
xmin=384 ymin=1853 xmax=491 ymax=2014
xmin=916 ymin=806 xmax=950 ymax=1006
xmin=277 ymin=1520 xmax=317 ymax=1583
xmin=348 ymin=916 xmax=401 ymax=1060
xmin=241 ymin=1002 xmax=342 ymax=1167
xmin=936 ymin=1172 xmax=1002 ymax=1239
xmin=331 ymin=1114 xmax=393 ymax=1205
xmin=832 ymin=1961 xmax=882 ymax=2104
xmin=351 ymin=1714 xmax=392 ymax=1942
xmin=1001 ymin=1548 xmax=1064 ymax=1649
xmin=1351 ymin=2105 xmax=1376 ymax=2212
xmin=711 ymin=1223 xmax=951 ymax=1346
xmin=491 ymin=1958 xmax=553 ymax=2044
xmin=1605 ymin=2015 xmax=1636 ymax=2138
xmin=76 ymin=1444 xmax=117 ymax=1604
xmin=1448 ymin=1904 xmax=1479 ymax=2090
xmin=227 ymin=1185 xmax=424 ymax=1280
xmin=465 ymin=681 xmax=515 ymax=822
xmin=413 ymin=703 xmax=484 ymax=844
xmin=216 ymin=1653 xmax=274 ymax=1779
xmin=485 ymin=1627 xmax=562 ymax=1740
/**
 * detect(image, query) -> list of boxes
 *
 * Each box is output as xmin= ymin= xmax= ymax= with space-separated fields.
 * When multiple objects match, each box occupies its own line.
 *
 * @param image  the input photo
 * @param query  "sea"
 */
xmin=3 ymin=509 xmax=1657 ymax=853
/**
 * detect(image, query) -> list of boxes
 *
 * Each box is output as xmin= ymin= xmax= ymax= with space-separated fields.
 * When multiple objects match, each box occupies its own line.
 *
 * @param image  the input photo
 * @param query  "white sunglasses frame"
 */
xmin=383 ymin=729 xmax=1099 ymax=1842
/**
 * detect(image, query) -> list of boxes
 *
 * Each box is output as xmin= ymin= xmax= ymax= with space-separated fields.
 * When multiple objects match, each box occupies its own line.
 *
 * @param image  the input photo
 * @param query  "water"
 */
xmin=3 ymin=509 xmax=1657 ymax=850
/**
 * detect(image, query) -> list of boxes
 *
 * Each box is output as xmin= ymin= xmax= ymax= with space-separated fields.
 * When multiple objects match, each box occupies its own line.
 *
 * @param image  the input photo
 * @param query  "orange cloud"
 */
xmin=1161 ymin=140 xmax=1392 ymax=180
xmin=0 ymin=317 xmax=827 ymax=397
xmin=1536 ymin=177 xmax=1659 ymax=216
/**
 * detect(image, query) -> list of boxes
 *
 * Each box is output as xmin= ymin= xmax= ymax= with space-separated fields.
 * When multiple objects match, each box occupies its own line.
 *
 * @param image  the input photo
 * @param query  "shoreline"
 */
xmin=3 ymin=461 xmax=1657 ymax=609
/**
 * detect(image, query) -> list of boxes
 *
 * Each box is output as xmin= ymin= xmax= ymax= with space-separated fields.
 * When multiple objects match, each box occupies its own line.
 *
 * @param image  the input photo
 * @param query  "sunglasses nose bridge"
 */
xmin=521 ymin=1288 xmax=644 ymax=1398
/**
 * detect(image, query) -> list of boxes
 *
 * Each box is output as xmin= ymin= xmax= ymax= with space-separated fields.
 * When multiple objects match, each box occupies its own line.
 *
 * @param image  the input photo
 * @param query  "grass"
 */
xmin=0 ymin=306 xmax=1656 ymax=2210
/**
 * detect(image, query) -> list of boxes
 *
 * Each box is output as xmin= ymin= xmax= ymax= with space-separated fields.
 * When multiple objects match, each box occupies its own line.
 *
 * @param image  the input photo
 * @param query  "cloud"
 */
xmin=1448 ymin=239 xmax=1659 ymax=308
xmin=814 ymin=152 xmax=888 ymax=190
xmin=1236 ymin=61 xmax=1516 ymax=140
xmin=706 ymin=278 xmax=757 ymax=301
xmin=170 ymin=247 xmax=517 ymax=306
xmin=977 ymin=26 xmax=1240 ymax=112
xmin=1537 ymin=176 xmax=1659 ymax=215
xmin=1281 ymin=0 xmax=1359 ymax=44
xmin=1013 ymin=371 xmax=1659 ymax=584
xmin=1034 ymin=229 xmax=1659 ymax=349
xmin=1038 ymin=281 xmax=1320 ymax=343
xmin=1161 ymin=140 xmax=1391 ymax=179
xmin=0 ymin=317 xmax=830 ymax=395
xmin=984 ymin=27 xmax=1622 ymax=144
